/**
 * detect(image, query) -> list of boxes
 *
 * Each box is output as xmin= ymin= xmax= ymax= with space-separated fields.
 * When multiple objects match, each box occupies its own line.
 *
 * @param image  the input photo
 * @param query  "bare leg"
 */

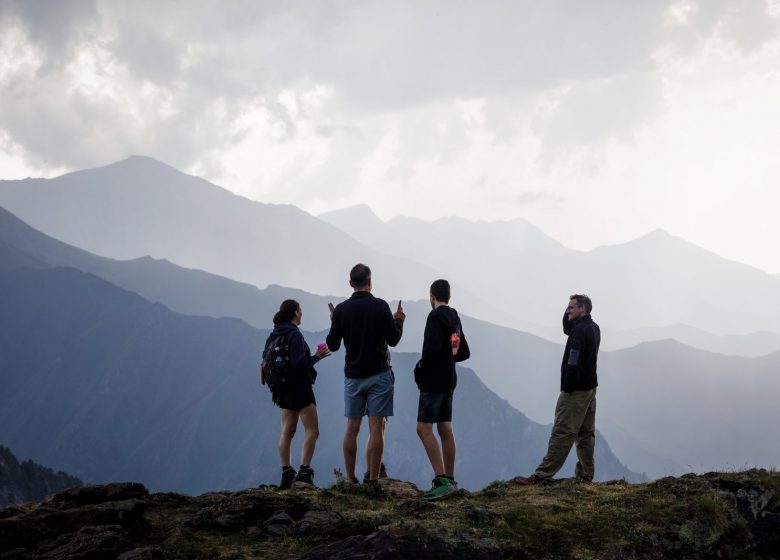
xmin=278 ymin=409 xmax=299 ymax=467
xmin=416 ymin=422 xmax=445 ymax=477
xmin=437 ymin=422 xmax=456 ymax=478
xmin=297 ymin=404 xmax=319 ymax=466
xmin=343 ymin=417 xmax=362 ymax=480
xmin=366 ymin=416 xmax=388 ymax=474
xmin=366 ymin=416 xmax=385 ymax=480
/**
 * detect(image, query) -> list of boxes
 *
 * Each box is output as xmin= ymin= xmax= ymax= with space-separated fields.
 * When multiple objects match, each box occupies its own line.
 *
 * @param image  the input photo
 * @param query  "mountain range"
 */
xmin=0 ymin=254 xmax=638 ymax=493
xmin=320 ymin=204 xmax=780 ymax=340
xmin=1 ymin=156 xmax=778 ymax=483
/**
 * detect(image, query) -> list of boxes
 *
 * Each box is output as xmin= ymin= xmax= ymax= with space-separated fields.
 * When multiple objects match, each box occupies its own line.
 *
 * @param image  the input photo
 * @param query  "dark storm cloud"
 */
xmin=0 ymin=0 xmax=778 ymax=171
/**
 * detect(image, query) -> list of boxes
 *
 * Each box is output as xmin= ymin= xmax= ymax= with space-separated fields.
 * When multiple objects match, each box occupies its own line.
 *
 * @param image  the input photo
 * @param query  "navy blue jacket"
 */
xmin=265 ymin=322 xmax=319 ymax=384
xmin=326 ymin=291 xmax=403 ymax=378
xmin=560 ymin=313 xmax=600 ymax=393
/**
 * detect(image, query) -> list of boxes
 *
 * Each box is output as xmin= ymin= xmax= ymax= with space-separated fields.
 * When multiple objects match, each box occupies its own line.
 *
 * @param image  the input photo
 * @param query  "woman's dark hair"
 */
xmin=273 ymin=299 xmax=300 ymax=324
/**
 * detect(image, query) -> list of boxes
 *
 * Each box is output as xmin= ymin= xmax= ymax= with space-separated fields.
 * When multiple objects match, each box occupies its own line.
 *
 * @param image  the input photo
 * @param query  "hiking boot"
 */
xmin=363 ymin=462 xmax=388 ymax=484
xmin=279 ymin=466 xmax=296 ymax=490
xmin=511 ymin=474 xmax=544 ymax=486
xmin=293 ymin=465 xmax=315 ymax=486
xmin=422 ymin=476 xmax=457 ymax=501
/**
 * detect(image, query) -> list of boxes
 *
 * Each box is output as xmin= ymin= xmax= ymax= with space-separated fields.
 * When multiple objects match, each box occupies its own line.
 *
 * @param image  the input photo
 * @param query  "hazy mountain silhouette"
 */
xmin=600 ymin=324 xmax=780 ymax=358
xmin=2 ymin=205 xmax=776 ymax=479
xmin=321 ymin=206 xmax=780 ymax=338
xmin=0 ymin=263 xmax=639 ymax=493
xmin=0 ymin=445 xmax=82 ymax=506
xmin=0 ymin=157 xmax=514 ymax=326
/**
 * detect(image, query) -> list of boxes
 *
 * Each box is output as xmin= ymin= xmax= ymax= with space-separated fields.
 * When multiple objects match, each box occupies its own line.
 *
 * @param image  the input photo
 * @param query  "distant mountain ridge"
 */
xmin=2 ymin=204 xmax=779 ymax=479
xmin=0 ymin=445 xmax=81 ymax=506
xmin=0 ymin=156 xmax=515 ymax=327
xmin=321 ymin=204 xmax=780 ymax=337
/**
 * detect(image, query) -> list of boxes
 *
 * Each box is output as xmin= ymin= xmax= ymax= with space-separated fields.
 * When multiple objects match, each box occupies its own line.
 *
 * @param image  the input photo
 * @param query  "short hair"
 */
xmin=430 ymin=279 xmax=451 ymax=303
xmin=569 ymin=294 xmax=592 ymax=314
xmin=349 ymin=263 xmax=371 ymax=289
xmin=273 ymin=299 xmax=300 ymax=324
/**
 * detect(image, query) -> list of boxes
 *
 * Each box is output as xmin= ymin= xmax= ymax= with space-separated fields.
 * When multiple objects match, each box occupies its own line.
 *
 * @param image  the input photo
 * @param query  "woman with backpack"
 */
xmin=262 ymin=299 xmax=331 ymax=488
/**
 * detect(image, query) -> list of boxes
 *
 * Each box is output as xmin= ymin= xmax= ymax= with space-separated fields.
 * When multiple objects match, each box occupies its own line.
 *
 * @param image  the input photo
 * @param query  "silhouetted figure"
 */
xmin=513 ymin=294 xmax=600 ymax=485
xmin=414 ymin=279 xmax=470 ymax=500
xmin=326 ymin=264 xmax=405 ymax=485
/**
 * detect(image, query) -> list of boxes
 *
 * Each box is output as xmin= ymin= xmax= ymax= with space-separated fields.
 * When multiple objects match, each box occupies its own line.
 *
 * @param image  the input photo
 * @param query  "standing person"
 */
xmin=326 ymin=264 xmax=405 ymax=486
xmin=513 ymin=294 xmax=600 ymax=485
xmin=414 ymin=279 xmax=470 ymax=500
xmin=262 ymin=299 xmax=331 ymax=489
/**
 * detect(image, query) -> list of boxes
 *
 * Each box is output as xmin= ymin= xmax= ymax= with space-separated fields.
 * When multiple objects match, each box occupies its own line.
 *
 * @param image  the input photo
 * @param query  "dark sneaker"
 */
xmin=279 ymin=466 xmax=296 ymax=490
xmin=511 ymin=474 xmax=544 ymax=486
xmin=422 ymin=476 xmax=457 ymax=501
xmin=294 ymin=465 xmax=315 ymax=486
xmin=363 ymin=462 xmax=389 ymax=483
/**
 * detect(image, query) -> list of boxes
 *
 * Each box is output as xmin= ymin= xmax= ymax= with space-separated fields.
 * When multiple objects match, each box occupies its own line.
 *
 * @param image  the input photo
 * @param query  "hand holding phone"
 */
xmin=393 ymin=300 xmax=406 ymax=321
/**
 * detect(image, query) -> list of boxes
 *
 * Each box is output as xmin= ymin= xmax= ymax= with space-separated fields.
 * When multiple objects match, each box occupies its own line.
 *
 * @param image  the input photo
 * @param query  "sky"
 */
xmin=1 ymin=1 xmax=779 ymax=273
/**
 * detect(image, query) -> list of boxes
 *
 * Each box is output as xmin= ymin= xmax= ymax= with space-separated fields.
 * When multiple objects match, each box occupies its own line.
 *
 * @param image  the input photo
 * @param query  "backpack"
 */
xmin=261 ymin=334 xmax=290 ymax=394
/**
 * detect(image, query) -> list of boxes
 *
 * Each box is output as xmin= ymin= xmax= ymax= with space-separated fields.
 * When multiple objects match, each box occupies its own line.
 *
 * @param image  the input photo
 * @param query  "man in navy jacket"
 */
xmin=514 ymin=294 xmax=600 ymax=484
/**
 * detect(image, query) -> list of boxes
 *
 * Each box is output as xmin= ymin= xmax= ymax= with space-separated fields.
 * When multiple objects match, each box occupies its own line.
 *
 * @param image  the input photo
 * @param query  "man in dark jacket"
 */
xmin=513 ymin=294 xmax=600 ymax=484
xmin=326 ymin=264 xmax=405 ymax=485
xmin=414 ymin=279 xmax=470 ymax=500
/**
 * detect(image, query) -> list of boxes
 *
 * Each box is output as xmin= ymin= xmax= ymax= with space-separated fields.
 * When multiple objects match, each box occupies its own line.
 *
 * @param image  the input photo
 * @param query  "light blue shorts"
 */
xmin=344 ymin=370 xmax=394 ymax=418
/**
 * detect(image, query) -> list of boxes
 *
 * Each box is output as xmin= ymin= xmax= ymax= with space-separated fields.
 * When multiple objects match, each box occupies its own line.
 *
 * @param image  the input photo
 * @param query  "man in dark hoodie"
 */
xmin=513 ymin=294 xmax=600 ymax=485
xmin=326 ymin=264 xmax=405 ymax=486
xmin=413 ymin=279 xmax=470 ymax=500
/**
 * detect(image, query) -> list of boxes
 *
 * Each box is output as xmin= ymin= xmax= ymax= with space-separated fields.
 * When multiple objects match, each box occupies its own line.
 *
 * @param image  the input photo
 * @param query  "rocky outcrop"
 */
xmin=0 ymin=471 xmax=777 ymax=559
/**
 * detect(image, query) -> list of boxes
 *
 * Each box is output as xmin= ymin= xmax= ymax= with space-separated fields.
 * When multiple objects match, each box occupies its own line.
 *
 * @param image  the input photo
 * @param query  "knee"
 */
xmin=345 ymin=423 xmax=360 ymax=439
xmin=437 ymin=425 xmax=453 ymax=440
xmin=416 ymin=423 xmax=432 ymax=438
xmin=308 ymin=427 xmax=320 ymax=440
xmin=282 ymin=426 xmax=297 ymax=440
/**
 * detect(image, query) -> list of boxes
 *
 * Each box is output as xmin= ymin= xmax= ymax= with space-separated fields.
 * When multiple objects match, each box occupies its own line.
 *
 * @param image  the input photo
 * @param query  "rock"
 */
xmin=37 ymin=525 xmax=126 ymax=559
xmin=378 ymin=479 xmax=421 ymax=501
xmin=0 ymin=499 xmax=145 ymax=551
xmin=193 ymin=488 xmax=310 ymax=530
xmin=48 ymin=483 xmax=149 ymax=508
xmin=265 ymin=511 xmax=294 ymax=526
xmin=297 ymin=509 xmax=344 ymax=535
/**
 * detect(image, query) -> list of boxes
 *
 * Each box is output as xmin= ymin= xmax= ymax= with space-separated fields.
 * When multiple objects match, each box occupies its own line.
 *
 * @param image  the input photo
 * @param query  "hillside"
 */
xmin=0 ymin=446 xmax=82 ymax=507
xmin=1 ymin=470 xmax=778 ymax=559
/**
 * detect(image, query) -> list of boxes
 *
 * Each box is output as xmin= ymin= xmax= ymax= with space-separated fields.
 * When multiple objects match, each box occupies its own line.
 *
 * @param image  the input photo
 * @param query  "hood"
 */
xmin=270 ymin=322 xmax=299 ymax=338
xmin=432 ymin=305 xmax=461 ymax=329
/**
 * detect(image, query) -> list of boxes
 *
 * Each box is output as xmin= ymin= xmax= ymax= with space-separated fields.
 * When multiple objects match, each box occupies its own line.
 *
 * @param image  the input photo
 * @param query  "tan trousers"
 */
xmin=534 ymin=388 xmax=597 ymax=481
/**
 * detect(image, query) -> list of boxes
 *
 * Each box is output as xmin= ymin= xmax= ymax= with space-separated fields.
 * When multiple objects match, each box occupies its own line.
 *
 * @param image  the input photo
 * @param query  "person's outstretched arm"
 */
xmin=326 ymin=305 xmax=342 ymax=351
xmin=382 ymin=300 xmax=404 ymax=347
xmin=455 ymin=321 xmax=470 ymax=363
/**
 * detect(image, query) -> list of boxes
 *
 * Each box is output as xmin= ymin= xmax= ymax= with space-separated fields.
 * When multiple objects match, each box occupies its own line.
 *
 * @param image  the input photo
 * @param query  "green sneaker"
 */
xmin=422 ymin=476 xmax=457 ymax=501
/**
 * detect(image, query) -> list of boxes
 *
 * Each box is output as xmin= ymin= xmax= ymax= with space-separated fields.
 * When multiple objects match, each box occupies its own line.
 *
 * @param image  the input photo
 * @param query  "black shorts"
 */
xmin=275 ymin=383 xmax=316 ymax=411
xmin=417 ymin=391 xmax=453 ymax=423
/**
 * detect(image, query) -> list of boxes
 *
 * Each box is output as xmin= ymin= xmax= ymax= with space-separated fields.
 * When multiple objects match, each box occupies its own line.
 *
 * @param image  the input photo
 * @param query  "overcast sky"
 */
xmin=1 ymin=1 xmax=779 ymax=273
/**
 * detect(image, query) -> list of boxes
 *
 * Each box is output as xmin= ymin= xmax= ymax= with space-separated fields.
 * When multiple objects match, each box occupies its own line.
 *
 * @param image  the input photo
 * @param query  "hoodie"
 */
xmin=414 ymin=305 xmax=470 ymax=394
xmin=265 ymin=322 xmax=319 ymax=385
